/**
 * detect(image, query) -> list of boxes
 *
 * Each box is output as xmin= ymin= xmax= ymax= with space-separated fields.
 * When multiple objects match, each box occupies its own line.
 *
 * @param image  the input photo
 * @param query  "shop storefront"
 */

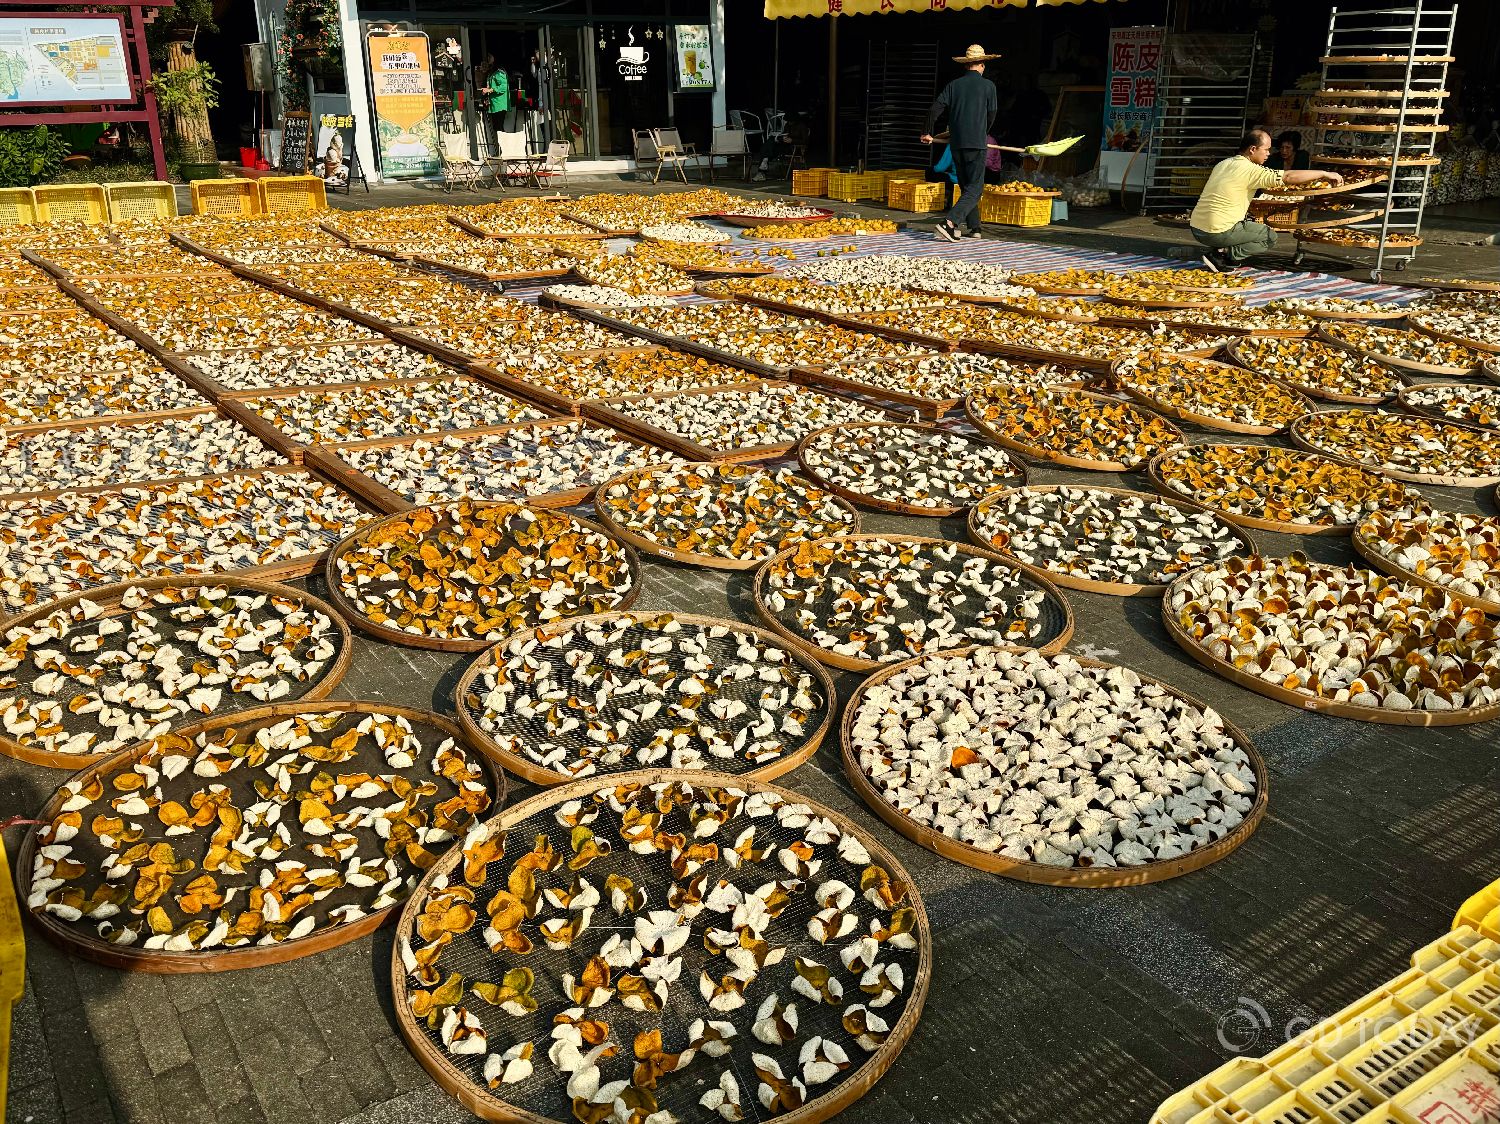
xmin=266 ymin=0 xmax=722 ymax=181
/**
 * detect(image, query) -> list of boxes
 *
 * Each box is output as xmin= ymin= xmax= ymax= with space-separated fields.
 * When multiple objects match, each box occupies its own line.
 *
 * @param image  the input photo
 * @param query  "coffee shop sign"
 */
xmin=618 ymin=27 xmax=649 ymax=81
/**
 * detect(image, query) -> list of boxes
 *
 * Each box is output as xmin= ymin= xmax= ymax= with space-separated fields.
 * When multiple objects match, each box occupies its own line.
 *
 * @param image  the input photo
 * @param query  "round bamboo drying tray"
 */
xmin=1222 ymin=337 xmax=1403 ymax=405
xmin=391 ymin=767 xmax=931 ymax=1124
xmin=963 ymin=387 xmax=1184 ymax=473
xmin=840 ymin=645 xmax=1269 ymax=886
xmin=1104 ymin=292 xmax=1240 ymax=311
xmin=1259 ymin=175 xmax=1389 ymax=199
xmin=453 ymin=610 xmax=837 ymax=786
xmin=750 ymin=533 xmax=1074 ymax=673
xmin=794 ymin=421 xmax=1027 ymax=517
xmin=637 ymin=229 xmax=732 ymax=246
xmin=716 ymin=208 xmax=834 ymax=227
xmin=1144 ymin=444 xmax=1385 ymax=537
xmin=1290 ymin=303 xmax=1407 ymax=322
xmin=1409 ymin=317 xmax=1500 ymax=356
xmin=16 ymin=702 xmax=502 ymax=973
xmin=966 ymin=484 xmax=1257 ymax=597
xmin=323 ymin=502 xmax=643 ymax=652
xmin=1351 ymin=526 xmax=1500 ymax=617
xmin=591 ymin=463 xmax=861 ymax=572
xmin=1316 ymin=325 xmax=1480 ymax=378
xmin=1397 ymin=384 xmax=1500 ymax=431
xmin=0 ymin=575 xmax=353 ymax=770
xmin=1288 ymin=413 xmax=1500 ymax=487
xmin=1112 ymin=361 xmax=1315 ymax=437
xmin=992 ymin=299 xmax=1099 ymax=323
xmin=908 ymin=285 xmax=1022 ymax=306
xmin=1162 ymin=571 xmax=1500 ymax=726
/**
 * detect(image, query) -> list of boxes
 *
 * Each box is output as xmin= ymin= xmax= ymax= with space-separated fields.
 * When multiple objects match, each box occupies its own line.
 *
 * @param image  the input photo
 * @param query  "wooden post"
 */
xmin=128 ymin=4 xmax=168 ymax=180
xmin=827 ymin=16 xmax=838 ymax=167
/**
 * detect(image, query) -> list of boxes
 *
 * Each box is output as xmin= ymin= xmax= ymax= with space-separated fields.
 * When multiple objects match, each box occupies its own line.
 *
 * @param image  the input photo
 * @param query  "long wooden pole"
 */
xmin=827 ymin=16 xmax=838 ymax=166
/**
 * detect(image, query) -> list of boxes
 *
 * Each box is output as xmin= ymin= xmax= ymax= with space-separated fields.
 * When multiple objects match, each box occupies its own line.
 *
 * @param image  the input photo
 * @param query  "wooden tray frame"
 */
xmin=564 ymin=308 xmax=800 ymax=381
xmin=990 ymin=299 xmax=1099 ymax=323
xmin=1104 ymin=291 xmax=1241 ymax=311
xmin=16 ymin=702 xmax=502 ymax=971
xmin=1316 ymin=324 xmax=1481 ymax=377
xmin=1144 ymin=444 xmax=1398 ymax=537
xmin=794 ymin=420 xmax=1026 ymax=516
xmin=1397 ymin=384 xmax=1500 ymax=432
xmin=1352 ymin=522 xmax=1500 ymax=617
xmin=591 ymin=462 xmax=862 ymax=572
xmin=1288 ymin=411 xmax=1500 ymax=488
xmin=636 ymin=229 xmax=733 ymax=247
xmin=323 ymin=500 xmax=643 ymax=652
xmin=751 ymin=533 xmax=1074 ymax=673
xmin=1011 ymin=277 xmax=1111 ymax=297
xmin=840 ymin=645 xmax=1270 ymax=886
xmin=1318 ymin=54 xmax=1454 ymax=64
xmin=453 ymin=611 xmax=838 ymax=787
xmin=964 ymin=386 xmax=1185 ymax=472
xmin=966 ymin=483 xmax=1257 ymax=598
xmin=0 ymin=574 xmax=354 ymax=769
xmin=178 ymin=341 xmax=458 ymax=402
xmin=1223 ymin=336 xmax=1404 ymax=404
xmin=390 ymin=766 xmax=930 ymax=1124
xmin=470 ymin=358 xmax=752 ymax=419
xmin=1162 ymin=569 xmax=1500 ymax=727
xmin=726 ymin=292 xmax=960 ymax=352
xmin=1111 ymin=356 xmax=1315 ymax=437
xmin=411 ymin=253 xmax=573 ymax=283
xmin=580 ymin=382 xmax=908 ymax=464
xmin=1259 ymin=175 xmax=1390 ymax=200
xmin=788 ymin=364 xmax=964 ymax=420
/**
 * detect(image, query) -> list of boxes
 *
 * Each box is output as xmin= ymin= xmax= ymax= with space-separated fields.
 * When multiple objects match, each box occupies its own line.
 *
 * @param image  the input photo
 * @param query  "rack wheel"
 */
xmin=1370 ymin=270 xmax=1382 ymax=282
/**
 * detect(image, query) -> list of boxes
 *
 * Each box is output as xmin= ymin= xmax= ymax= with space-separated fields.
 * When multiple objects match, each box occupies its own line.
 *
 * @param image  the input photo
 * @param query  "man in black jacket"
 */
xmin=921 ymin=44 xmax=1000 ymax=242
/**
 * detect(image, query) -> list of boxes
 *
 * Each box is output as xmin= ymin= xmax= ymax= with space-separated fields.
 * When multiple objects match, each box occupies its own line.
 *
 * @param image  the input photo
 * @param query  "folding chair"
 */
xmin=633 ymin=129 xmax=661 ymax=181
xmin=498 ymin=131 xmax=535 ymax=186
xmin=709 ymin=127 xmax=750 ymax=182
xmin=440 ymin=133 xmax=482 ymax=192
xmin=651 ymin=128 xmax=699 ymax=183
xmin=475 ymin=132 xmax=508 ymax=190
xmin=730 ymin=110 xmax=763 ymax=151
xmin=534 ymin=141 xmax=571 ymax=191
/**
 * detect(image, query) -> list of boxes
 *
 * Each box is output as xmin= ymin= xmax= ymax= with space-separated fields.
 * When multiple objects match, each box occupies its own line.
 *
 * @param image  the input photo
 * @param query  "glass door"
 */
xmin=541 ymin=26 xmax=596 ymax=159
xmin=470 ymin=24 xmax=536 ymax=158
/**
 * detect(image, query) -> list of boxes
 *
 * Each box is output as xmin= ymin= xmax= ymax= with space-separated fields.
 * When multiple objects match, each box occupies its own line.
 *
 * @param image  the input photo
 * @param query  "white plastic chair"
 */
xmin=709 ymin=127 xmax=750 ymax=181
xmin=535 ymin=140 xmax=570 ymax=190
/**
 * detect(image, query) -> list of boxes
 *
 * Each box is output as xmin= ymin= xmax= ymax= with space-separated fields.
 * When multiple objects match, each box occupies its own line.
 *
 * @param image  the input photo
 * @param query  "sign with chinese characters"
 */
xmin=673 ymin=24 xmax=713 ymax=91
xmin=1102 ymin=26 xmax=1163 ymax=153
xmin=0 ymin=15 xmax=131 ymax=106
xmin=367 ymin=32 xmax=440 ymax=178
xmin=1400 ymin=1063 xmax=1500 ymax=1124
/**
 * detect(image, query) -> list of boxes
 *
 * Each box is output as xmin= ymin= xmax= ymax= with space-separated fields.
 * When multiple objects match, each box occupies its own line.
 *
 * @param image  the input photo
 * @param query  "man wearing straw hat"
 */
xmin=921 ymin=44 xmax=1000 ymax=242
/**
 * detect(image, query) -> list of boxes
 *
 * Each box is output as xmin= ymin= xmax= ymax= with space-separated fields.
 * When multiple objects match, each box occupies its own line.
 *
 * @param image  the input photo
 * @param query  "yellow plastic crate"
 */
xmin=258 ymin=174 xmax=327 ymax=215
xmin=826 ymin=171 xmax=885 ymax=202
xmin=791 ymin=168 xmax=832 ymax=196
xmin=887 ymin=179 xmax=952 ymax=213
xmin=879 ymin=167 xmax=928 ymax=182
xmin=104 ymin=180 xmax=178 ymax=223
xmin=32 ymin=184 xmax=107 ymax=225
xmin=0 ymin=188 xmax=37 ymax=228
xmin=0 ymin=835 xmax=23 ymax=1124
xmin=1455 ymin=878 xmax=1500 ymax=942
xmin=192 ymin=177 xmax=264 ymax=218
xmin=1152 ymin=927 xmax=1500 ymax=1124
xmin=978 ymin=187 xmax=1053 ymax=227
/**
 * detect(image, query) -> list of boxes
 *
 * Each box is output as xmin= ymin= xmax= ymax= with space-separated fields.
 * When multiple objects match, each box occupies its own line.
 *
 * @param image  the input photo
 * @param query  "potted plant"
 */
xmin=146 ymin=0 xmax=221 ymax=181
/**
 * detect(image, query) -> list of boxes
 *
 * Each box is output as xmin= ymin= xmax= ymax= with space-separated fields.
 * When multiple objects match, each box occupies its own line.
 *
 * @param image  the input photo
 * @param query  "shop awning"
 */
xmin=764 ymin=0 xmax=1121 ymax=17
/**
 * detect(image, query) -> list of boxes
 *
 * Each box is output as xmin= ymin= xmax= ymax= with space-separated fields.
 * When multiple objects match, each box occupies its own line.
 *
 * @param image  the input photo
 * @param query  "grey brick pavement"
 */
xmin=2 ymin=205 xmax=1498 ymax=1123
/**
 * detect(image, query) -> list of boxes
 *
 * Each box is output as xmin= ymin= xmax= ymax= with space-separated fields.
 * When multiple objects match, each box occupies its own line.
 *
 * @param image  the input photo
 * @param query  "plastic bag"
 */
xmin=1064 ymin=166 xmax=1111 ymax=207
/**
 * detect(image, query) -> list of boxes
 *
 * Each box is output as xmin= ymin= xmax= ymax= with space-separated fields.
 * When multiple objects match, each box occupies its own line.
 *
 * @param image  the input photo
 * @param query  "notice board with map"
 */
xmin=0 ymin=15 xmax=132 ymax=106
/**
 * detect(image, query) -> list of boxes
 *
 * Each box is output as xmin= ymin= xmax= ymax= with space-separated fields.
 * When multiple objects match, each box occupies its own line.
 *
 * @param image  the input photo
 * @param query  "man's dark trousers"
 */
xmin=948 ymin=147 xmax=987 ymax=232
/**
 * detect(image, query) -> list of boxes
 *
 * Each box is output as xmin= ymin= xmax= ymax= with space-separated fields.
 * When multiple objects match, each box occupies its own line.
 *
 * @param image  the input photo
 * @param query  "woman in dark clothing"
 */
xmin=920 ymin=44 xmax=1000 ymax=242
xmin=1267 ymin=131 xmax=1312 ymax=171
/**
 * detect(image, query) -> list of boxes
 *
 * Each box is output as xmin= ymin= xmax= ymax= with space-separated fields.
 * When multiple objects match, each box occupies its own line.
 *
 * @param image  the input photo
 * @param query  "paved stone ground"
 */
xmin=3 ymin=182 xmax=1499 ymax=1124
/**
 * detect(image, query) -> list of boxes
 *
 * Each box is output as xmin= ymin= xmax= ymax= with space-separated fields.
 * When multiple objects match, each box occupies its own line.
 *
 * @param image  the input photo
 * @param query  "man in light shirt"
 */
xmin=1191 ymin=128 xmax=1345 ymax=272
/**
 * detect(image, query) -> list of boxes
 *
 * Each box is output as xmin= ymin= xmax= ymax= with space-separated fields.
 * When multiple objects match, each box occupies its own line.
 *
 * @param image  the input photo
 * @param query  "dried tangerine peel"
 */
xmin=468 ymin=612 xmax=827 ymax=778
xmin=1359 ymin=511 xmax=1500 ymax=609
xmin=398 ymin=777 xmax=923 ymax=1121
xmin=1295 ymin=409 xmax=1500 ymax=481
xmin=1230 ymin=337 xmax=1401 ymax=401
xmin=799 ymin=425 xmax=1022 ymax=510
xmin=970 ymin=385 xmax=1180 ymax=467
xmin=336 ymin=502 xmax=636 ymax=642
xmin=29 ymin=709 xmax=494 ymax=954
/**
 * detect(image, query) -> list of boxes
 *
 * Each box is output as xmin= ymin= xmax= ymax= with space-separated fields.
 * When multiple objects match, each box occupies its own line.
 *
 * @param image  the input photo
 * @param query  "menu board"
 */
xmin=0 ymin=15 xmax=131 ymax=106
xmin=366 ymin=31 xmax=440 ymax=179
xmin=279 ymin=110 xmax=311 ymax=173
xmin=673 ymin=24 xmax=714 ymax=91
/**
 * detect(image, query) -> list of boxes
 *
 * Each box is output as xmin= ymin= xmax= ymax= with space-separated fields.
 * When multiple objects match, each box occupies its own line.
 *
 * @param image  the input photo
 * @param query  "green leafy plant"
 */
xmin=148 ymin=62 xmax=221 ymax=116
xmin=0 ymin=126 xmax=71 ymax=187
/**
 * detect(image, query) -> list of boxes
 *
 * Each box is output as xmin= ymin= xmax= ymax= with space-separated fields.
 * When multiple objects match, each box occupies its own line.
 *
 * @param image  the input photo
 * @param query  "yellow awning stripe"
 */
xmin=764 ymin=0 xmax=1117 ymax=16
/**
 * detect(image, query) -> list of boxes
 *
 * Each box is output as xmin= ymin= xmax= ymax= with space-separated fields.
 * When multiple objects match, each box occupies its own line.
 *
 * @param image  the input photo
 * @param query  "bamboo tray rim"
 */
xmin=1144 ymin=443 xmax=1376 ymax=536
xmin=839 ymin=643 xmax=1270 ymax=885
xmin=591 ymin=461 xmax=862 ymax=572
xmin=0 ymin=573 xmax=354 ymax=770
xmin=1352 ymin=523 xmax=1500 ymax=617
xmin=794 ymin=420 xmax=1027 ymax=516
xmin=1222 ymin=336 xmax=1404 ymax=404
xmin=1258 ymin=175 xmax=1389 ymax=199
xmin=452 ymin=609 xmax=838 ymax=786
xmin=964 ymin=385 xmax=1185 ymax=472
xmin=1396 ymin=383 xmax=1500 ymax=432
xmin=1316 ymin=323 xmax=1481 ymax=377
xmin=1408 ymin=316 xmax=1500 ymax=356
xmin=1111 ymin=360 xmax=1314 ymax=438
xmin=16 ymin=701 xmax=502 ymax=971
xmin=1161 ymin=567 xmax=1500 ymax=726
xmin=1287 ymin=412 xmax=1500 ymax=487
xmin=966 ymin=483 xmax=1258 ymax=597
xmin=750 ymin=532 xmax=1074 ymax=673
xmin=389 ymin=765 xmax=930 ymax=1124
xmin=322 ymin=500 xmax=644 ymax=653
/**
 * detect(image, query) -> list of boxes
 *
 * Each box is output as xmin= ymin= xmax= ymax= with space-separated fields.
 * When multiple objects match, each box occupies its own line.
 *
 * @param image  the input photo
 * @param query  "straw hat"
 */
xmin=953 ymin=44 xmax=1001 ymax=63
